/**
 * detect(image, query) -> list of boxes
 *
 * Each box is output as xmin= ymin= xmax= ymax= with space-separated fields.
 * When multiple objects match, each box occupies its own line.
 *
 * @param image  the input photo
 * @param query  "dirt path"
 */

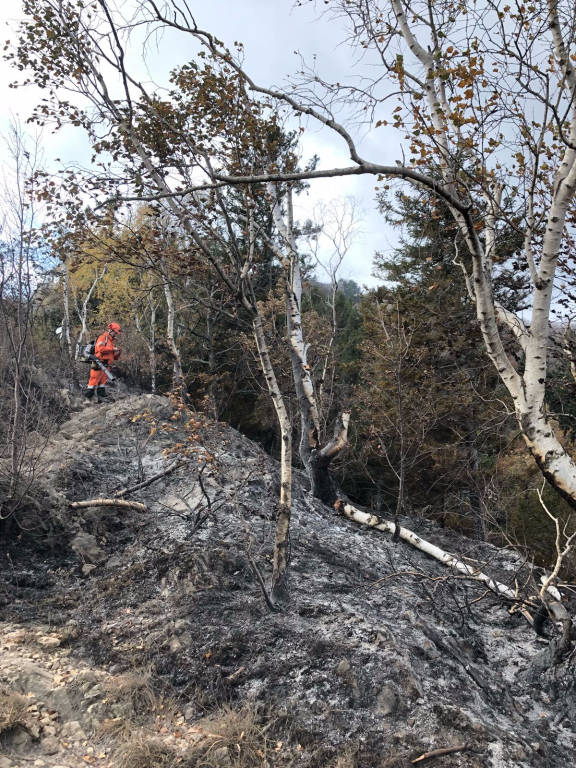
xmin=0 ymin=621 xmax=207 ymax=768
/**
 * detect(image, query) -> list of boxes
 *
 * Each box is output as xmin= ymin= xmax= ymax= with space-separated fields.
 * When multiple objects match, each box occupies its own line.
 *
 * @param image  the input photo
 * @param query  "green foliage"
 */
xmin=341 ymin=187 xmax=513 ymax=520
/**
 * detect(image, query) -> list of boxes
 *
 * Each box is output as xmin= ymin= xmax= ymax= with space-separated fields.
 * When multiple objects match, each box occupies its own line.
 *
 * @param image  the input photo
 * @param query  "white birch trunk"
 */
xmin=335 ymin=500 xmax=567 ymax=629
xmin=61 ymin=261 xmax=73 ymax=360
xmin=160 ymin=264 xmax=185 ymax=394
xmin=60 ymin=260 xmax=79 ymax=389
xmin=388 ymin=0 xmax=576 ymax=510
xmin=252 ymin=311 xmax=292 ymax=601
xmin=268 ymin=186 xmax=321 ymax=460
xmin=74 ymin=265 xmax=108 ymax=354
xmin=268 ymin=185 xmax=350 ymax=502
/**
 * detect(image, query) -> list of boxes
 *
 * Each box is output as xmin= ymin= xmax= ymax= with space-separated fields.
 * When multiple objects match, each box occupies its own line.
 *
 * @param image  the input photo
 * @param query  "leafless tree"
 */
xmin=0 ymin=121 xmax=48 ymax=518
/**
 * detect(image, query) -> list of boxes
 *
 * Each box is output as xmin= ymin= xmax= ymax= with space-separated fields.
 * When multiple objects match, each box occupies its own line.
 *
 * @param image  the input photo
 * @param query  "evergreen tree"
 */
xmin=348 ymin=189 xmax=523 ymax=536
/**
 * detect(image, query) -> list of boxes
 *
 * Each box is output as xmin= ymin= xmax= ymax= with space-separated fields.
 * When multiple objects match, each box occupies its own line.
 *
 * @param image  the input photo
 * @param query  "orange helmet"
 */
xmin=108 ymin=322 xmax=121 ymax=333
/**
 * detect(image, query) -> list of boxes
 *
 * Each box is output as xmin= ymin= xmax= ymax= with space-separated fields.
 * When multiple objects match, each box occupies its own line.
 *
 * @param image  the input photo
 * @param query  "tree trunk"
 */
xmin=335 ymin=499 xmax=564 ymax=628
xmin=74 ymin=264 xmax=108 ymax=353
xmin=268 ymin=185 xmax=350 ymax=501
xmin=252 ymin=312 xmax=292 ymax=602
xmin=519 ymin=408 xmax=576 ymax=509
xmin=60 ymin=260 xmax=79 ymax=388
xmin=206 ymin=303 xmax=218 ymax=418
xmin=310 ymin=451 xmax=337 ymax=506
xmin=463 ymin=431 xmax=486 ymax=541
xmin=309 ymin=411 xmax=351 ymax=504
xmin=161 ymin=265 xmax=185 ymax=396
xmin=148 ymin=289 xmax=157 ymax=394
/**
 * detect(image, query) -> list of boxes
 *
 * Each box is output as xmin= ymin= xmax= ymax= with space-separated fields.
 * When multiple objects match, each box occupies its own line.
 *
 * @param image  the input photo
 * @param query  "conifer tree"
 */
xmin=352 ymin=189 xmax=523 ymax=535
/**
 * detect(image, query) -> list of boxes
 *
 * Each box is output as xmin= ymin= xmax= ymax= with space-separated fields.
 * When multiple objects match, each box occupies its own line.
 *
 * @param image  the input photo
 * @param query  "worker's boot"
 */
xmin=83 ymin=388 xmax=95 ymax=406
xmin=96 ymin=387 xmax=107 ymax=404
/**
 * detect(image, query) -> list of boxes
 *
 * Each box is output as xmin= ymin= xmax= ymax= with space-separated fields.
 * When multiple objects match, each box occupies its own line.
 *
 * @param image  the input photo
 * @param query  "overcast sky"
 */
xmin=0 ymin=0 xmax=402 ymax=287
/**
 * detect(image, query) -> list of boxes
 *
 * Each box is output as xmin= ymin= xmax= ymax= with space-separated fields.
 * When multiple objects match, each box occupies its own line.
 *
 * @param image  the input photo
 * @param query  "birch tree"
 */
xmin=133 ymin=272 xmax=160 ymax=394
xmin=113 ymin=0 xmax=576 ymax=512
xmin=11 ymin=2 xmax=295 ymax=597
xmin=304 ymin=198 xmax=359 ymax=437
xmin=266 ymin=183 xmax=350 ymax=504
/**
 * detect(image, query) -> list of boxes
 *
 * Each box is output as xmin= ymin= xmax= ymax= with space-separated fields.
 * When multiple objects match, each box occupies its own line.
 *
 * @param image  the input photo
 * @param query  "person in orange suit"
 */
xmin=84 ymin=322 xmax=121 ymax=403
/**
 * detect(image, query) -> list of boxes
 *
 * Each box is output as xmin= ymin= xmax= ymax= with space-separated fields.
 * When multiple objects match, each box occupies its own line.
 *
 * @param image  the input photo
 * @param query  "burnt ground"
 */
xmin=1 ymin=394 xmax=575 ymax=768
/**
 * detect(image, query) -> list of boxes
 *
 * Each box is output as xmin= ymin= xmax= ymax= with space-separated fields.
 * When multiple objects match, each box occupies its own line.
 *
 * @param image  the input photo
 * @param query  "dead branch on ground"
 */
xmin=411 ymin=744 xmax=469 ymax=763
xmin=113 ymin=460 xmax=187 ymax=497
xmin=70 ymin=498 xmax=147 ymax=512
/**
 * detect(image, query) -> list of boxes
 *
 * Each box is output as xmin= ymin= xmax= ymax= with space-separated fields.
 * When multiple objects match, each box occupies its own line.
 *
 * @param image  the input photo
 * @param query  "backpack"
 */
xmin=77 ymin=341 xmax=95 ymax=362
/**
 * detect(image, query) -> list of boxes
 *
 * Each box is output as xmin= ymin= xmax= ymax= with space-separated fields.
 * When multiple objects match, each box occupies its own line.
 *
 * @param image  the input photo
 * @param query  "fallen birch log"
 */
xmin=334 ymin=500 xmax=562 ymax=624
xmin=114 ymin=460 xmax=186 ymax=498
xmin=70 ymin=498 xmax=147 ymax=512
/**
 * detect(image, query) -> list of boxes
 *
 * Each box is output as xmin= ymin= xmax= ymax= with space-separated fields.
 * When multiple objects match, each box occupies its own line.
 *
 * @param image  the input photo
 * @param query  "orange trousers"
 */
xmin=87 ymin=367 xmax=110 ymax=387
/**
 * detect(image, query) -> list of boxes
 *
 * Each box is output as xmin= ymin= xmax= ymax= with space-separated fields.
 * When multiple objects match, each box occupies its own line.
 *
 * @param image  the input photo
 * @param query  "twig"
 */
xmin=226 ymin=665 xmax=246 ymax=681
xmin=197 ymin=462 xmax=212 ymax=511
xmin=70 ymin=498 xmax=147 ymax=512
xmin=412 ymin=744 xmax=469 ymax=763
xmin=468 ymin=588 xmax=492 ymax=605
xmin=248 ymin=556 xmax=280 ymax=612
xmin=114 ymin=460 xmax=187 ymax=497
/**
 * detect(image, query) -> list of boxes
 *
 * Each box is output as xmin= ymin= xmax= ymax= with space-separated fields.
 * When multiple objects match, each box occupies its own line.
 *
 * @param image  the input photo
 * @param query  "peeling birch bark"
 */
xmin=160 ymin=263 xmax=185 ymax=395
xmin=268 ymin=185 xmax=350 ymax=503
xmin=70 ymin=499 xmax=147 ymax=512
xmin=334 ymin=500 xmax=564 ymax=626
xmin=252 ymin=312 xmax=292 ymax=601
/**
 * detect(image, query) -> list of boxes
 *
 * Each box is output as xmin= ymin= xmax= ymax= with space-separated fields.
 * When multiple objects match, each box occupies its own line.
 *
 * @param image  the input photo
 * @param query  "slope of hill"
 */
xmin=1 ymin=394 xmax=575 ymax=768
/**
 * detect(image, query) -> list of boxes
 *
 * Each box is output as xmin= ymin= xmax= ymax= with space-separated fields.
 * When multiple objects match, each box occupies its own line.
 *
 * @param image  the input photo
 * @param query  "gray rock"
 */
xmin=169 ymin=635 xmax=183 ymax=652
xmin=183 ymin=704 xmax=196 ymax=721
xmin=37 ymin=635 xmax=61 ymax=648
xmin=70 ymin=532 xmax=106 ymax=564
xmin=15 ymin=661 xmax=54 ymax=699
xmin=74 ymin=670 xmax=99 ymax=687
xmin=60 ymin=720 xmax=87 ymax=741
xmin=83 ymin=684 xmax=103 ymax=701
xmin=6 ymin=725 xmax=33 ymax=750
xmin=335 ymin=658 xmax=351 ymax=676
xmin=511 ymin=744 xmax=529 ymax=761
xmin=211 ymin=746 xmax=232 ymax=766
xmin=41 ymin=735 xmax=61 ymax=755
xmin=49 ymin=686 xmax=76 ymax=721
xmin=376 ymin=683 xmax=399 ymax=716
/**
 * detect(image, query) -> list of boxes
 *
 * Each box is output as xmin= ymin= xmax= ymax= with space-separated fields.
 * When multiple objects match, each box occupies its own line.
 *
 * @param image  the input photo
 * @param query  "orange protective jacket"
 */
xmin=94 ymin=331 xmax=121 ymax=364
xmin=88 ymin=332 xmax=121 ymax=387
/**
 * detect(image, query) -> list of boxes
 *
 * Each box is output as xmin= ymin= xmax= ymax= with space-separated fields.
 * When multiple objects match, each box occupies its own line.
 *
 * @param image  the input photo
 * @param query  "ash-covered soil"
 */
xmin=1 ymin=394 xmax=575 ymax=768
